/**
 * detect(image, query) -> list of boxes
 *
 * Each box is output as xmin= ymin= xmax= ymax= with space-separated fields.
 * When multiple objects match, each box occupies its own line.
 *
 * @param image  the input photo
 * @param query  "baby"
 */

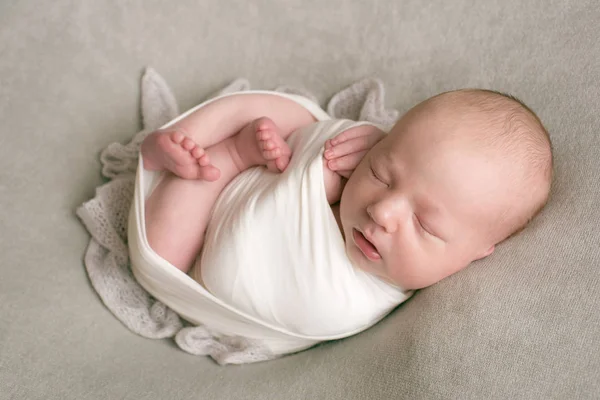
xmin=141 ymin=89 xmax=552 ymax=295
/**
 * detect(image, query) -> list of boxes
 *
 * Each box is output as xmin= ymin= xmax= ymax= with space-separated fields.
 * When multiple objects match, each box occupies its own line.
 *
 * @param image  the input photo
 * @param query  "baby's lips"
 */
xmin=353 ymin=228 xmax=382 ymax=261
xmin=360 ymin=227 xmax=379 ymax=249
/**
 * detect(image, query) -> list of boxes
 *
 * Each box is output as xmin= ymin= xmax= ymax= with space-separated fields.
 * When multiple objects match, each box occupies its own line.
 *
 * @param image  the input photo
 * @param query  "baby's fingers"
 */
xmin=331 ymin=125 xmax=384 ymax=145
xmin=324 ymin=136 xmax=377 ymax=160
xmin=327 ymin=150 xmax=368 ymax=171
xmin=331 ymin=126 xmax=370 ymax=145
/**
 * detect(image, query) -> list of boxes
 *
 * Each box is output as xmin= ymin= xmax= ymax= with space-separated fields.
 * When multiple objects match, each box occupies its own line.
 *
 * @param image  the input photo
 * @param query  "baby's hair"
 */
xmin=427 ymin=89 xmax=554 ymax=241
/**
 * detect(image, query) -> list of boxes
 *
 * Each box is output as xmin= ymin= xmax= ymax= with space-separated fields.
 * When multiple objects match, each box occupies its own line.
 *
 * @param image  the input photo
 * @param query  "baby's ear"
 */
xmin=475 ymin=245 xmax=495 ymax=260
xmin=141 ymin=67 xmax=180 ymax=131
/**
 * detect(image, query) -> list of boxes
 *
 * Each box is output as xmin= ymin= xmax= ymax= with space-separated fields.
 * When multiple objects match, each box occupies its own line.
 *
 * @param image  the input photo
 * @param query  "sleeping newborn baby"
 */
xmin=139 ymin=89 xmax=552 ymax=338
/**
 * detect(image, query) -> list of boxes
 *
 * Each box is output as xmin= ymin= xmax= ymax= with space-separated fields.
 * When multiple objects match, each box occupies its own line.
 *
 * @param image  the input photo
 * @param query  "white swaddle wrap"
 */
xmin=196 ymin=119 xmax=408 ymax=337
xmin=129 ymin=91 xmax=411 ymax=356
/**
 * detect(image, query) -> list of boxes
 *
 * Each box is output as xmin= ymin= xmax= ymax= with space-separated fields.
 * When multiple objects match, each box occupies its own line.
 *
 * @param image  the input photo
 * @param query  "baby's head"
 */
xmin=340 ymin=89 xmax=553 ymax=290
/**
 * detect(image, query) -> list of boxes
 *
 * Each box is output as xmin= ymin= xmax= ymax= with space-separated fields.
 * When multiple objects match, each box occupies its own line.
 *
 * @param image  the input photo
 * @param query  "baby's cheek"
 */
xmin=339 ymin=184 xmax=355 ymax=218
xmin=342 ymin=175 xmax=367 ymax=206
xmin=381 ymin=263 xmax=408 ymax=288
xmin=384 ymin=250 xmax=427 ymax=290
xmin=379 ymin=257 xmax=400 ymax=280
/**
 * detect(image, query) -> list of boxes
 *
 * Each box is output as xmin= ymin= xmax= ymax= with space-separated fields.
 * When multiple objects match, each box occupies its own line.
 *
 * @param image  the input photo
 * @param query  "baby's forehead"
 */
xmin=388 ymin=107 xmax=507 ymax=153
xmin=374 ymin=129 xmax=512 ymax=186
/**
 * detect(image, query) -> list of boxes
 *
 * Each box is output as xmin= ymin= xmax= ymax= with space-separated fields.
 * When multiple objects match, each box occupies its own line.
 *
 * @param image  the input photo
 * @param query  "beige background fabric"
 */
xmin=1 ymin=1 xmax=598 ymax=399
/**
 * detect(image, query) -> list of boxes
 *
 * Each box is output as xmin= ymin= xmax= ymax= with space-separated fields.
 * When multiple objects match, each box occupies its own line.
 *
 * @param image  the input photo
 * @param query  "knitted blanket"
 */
xmin=76 ymin=67 xmax=399 ymax=365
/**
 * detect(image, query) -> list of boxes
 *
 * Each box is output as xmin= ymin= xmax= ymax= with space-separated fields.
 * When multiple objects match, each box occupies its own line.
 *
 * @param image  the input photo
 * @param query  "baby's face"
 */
xmin=340 ymin=113 xmax=507 ymax=290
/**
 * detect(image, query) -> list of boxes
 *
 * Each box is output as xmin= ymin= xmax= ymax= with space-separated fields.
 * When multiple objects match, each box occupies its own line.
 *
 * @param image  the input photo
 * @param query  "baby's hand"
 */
xmin=323 ymin=125 xmax=385 ymax=179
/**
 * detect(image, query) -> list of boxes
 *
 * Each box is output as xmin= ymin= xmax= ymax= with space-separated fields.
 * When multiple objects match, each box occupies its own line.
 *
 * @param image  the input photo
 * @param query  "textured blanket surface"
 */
xmin=3 ymin=1 xmax=599 ymax=398
xmin=76 ymin=68 xmax=399 ymax=364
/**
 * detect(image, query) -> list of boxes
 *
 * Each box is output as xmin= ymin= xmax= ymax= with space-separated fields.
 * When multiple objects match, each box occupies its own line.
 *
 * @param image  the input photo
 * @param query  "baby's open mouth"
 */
xmin=353 ymin=228 xmax=381 ymax=261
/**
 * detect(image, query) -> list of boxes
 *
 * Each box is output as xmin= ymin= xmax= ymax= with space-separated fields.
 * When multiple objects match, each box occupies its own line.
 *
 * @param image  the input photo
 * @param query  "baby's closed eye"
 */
xmin=414 ymin=215 xmax=432 ymax=235
xmin=413 ymin=214 xmax=446 ymax=242
xmin=369 ymin=165 xmax=389 ymax=187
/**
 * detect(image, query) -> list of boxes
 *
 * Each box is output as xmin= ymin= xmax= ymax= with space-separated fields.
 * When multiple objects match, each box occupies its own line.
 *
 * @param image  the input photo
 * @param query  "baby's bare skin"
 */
xmin=143 ymin=117 xmax=293 ymax=273
xmin=142 ymin=118 xmax=290 ymax=181
xmin=141 ymin=129 xmax=218 ymax=180
xmin=141 ymin=90 xmax=551 ymax=292
xmin=142 ymin=115 xmax=381 ymax=274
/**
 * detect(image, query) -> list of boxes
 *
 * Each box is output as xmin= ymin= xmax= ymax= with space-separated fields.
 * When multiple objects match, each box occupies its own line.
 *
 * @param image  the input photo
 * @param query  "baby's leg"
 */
xmin=142 ymin=93 xmax=317 ymax=179
xmin=144 ymin=117 xmax=290 ymax=273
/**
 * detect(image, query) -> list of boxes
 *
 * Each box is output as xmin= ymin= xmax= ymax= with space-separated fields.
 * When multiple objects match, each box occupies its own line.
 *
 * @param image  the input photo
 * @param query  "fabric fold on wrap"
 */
xmin=129 ymin=90 xmax=411 ymax=356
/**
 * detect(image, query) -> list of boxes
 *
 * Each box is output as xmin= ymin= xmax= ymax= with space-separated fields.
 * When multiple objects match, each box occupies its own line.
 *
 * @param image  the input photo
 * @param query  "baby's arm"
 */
xmin=322 ymin=125 xmax=386 ymax=204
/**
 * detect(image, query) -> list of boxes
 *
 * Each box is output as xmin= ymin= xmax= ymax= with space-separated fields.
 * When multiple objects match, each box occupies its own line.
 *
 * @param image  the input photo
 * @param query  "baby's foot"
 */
xmin=141 ymin=129 xmax=220 ymax=181
xmin=253 ymin=117 xmax=292 ymax=172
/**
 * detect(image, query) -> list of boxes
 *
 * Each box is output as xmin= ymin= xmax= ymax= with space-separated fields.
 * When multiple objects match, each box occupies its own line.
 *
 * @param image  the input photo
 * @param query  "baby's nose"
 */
xmin=366 ymin=197 xmax=405 ymax=233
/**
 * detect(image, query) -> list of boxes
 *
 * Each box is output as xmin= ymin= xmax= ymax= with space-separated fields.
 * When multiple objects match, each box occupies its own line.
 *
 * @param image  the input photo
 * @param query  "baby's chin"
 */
xmin=345 ymin=243 xmax=392 ymax=281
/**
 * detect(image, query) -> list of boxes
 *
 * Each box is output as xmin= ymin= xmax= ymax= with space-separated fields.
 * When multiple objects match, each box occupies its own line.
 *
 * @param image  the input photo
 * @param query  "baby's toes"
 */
xmin=264 ymin=148 xmax=282 ymax=160
xmin=181 ymin=138 xmax=196 ymax=151
xmin=191 ymin=146 xmax=205 ymax=159
xmin=254 ymin=117 xmax=277 ymax=133
xmin=169 ymin=130 xmax=185 ymax=144
xmin=266 ymin=155 xmax=290 ymax=172
xmin=197 ymin=154 xmax=210 ymax=167
xmin=256 ymin=129 xmax=272 ymax=142
xmin=275 ymin=156 xmax=290 ymax=171
xmin=261 ymin=139 xmax=276 ymax=152
xmin=196 ymin=165 xmax=221 ymax=181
